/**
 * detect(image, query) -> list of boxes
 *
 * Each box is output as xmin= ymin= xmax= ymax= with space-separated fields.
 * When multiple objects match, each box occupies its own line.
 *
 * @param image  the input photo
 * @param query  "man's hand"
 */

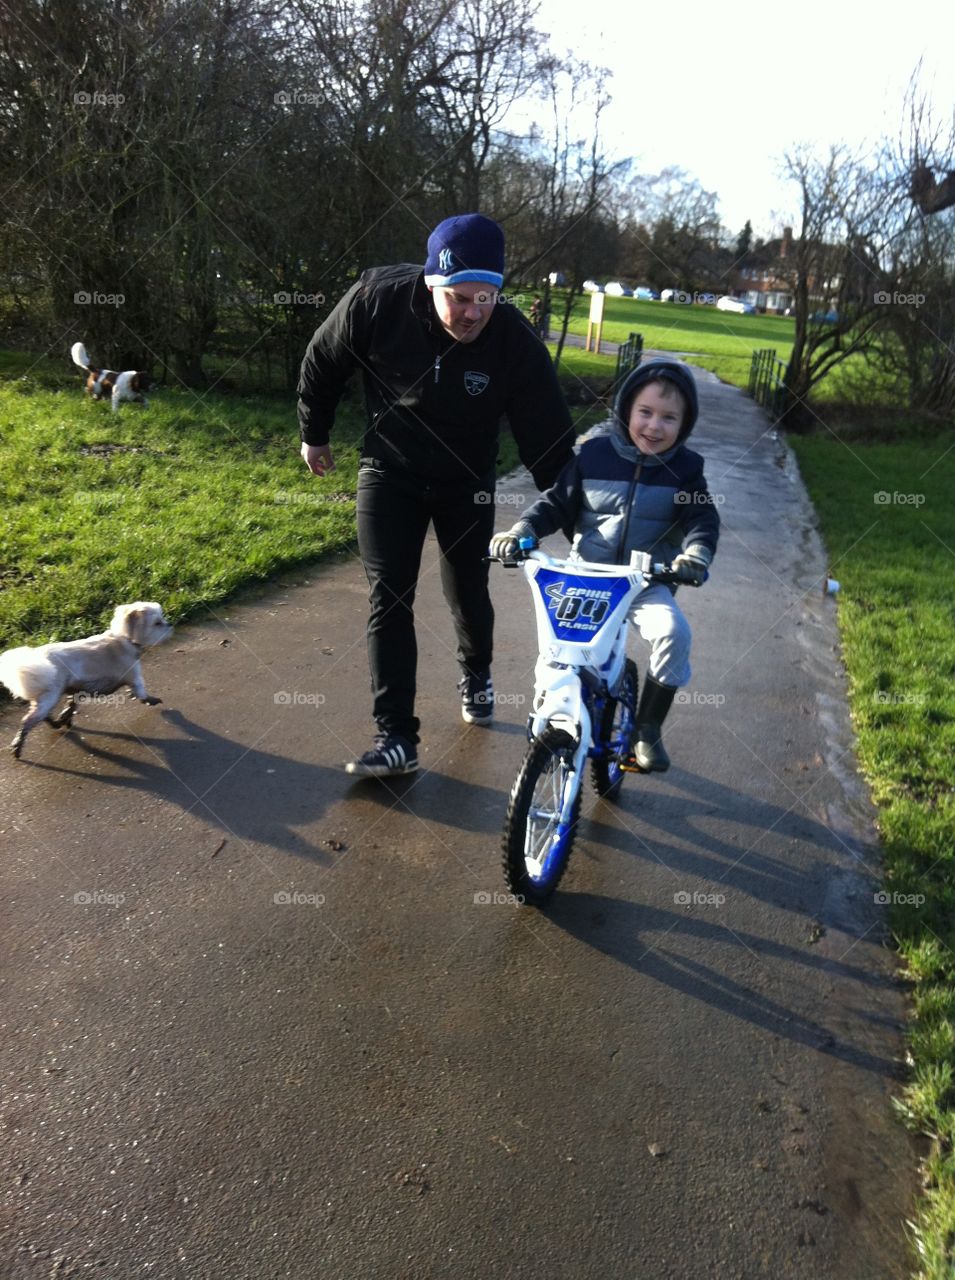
xmin=672 ymin=551 xmax=708 ymax=586
xmin=301 ymin=442 xmax=335 ymax=476
xmin=489 ymin=531 xmax=531 ymax=562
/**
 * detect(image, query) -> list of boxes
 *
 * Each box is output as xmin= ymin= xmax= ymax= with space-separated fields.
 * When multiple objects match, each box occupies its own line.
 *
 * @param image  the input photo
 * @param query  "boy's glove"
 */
xmin=672 ymin=551 xmax=709 ymax=586
xmin=489 ymin=530 xmax=526 ymax=561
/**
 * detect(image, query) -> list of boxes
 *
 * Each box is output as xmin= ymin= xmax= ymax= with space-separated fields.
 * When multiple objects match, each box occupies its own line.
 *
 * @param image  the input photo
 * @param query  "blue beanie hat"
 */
xmin=424 ymin=213 xmax=505 ymax=289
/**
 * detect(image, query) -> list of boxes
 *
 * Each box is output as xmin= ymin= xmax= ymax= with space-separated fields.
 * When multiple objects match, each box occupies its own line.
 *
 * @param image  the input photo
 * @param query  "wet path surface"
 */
xmin=1 ymin=369 xmax=915 ymax=1278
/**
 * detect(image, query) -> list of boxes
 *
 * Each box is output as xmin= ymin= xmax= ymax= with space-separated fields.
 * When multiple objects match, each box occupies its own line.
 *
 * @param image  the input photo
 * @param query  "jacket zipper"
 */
xmin=434 ymin=353 xmax=441 ymax=384
xmin=616 ymin=458 xmax=643 ymax=562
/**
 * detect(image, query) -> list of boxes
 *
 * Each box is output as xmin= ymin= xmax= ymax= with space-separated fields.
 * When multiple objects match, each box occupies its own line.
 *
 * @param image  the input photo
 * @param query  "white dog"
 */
xmin=71 ymin=342 xmax=151 ymax=411
xmin=0 ymin=603 xmax=172 ymax=759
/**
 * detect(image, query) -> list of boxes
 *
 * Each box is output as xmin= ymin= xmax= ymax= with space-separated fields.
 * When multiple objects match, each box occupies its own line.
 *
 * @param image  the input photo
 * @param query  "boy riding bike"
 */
xmin=489 ymin=360 xmax=719 ymax=772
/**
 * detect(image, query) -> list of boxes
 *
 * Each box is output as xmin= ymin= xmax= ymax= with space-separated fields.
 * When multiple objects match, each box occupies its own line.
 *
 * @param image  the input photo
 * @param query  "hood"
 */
xmin=612 ymin=359 xmax=699 ymax=448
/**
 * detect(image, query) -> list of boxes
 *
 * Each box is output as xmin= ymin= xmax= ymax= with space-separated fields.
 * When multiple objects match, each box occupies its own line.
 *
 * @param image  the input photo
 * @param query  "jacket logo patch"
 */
xmin=464 ymin=371 xmax=490 ymax=396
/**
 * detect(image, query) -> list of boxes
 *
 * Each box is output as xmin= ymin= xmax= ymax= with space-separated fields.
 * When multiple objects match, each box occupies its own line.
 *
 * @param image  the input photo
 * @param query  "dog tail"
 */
xmin=0 ymin=648 xmax=57 ymax=704
xmin=71 ymin=341 xmax=91 ymax=371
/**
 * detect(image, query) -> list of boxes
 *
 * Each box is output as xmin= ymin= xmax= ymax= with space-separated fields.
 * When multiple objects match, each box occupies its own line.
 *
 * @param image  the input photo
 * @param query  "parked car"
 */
xmin=548 ymin=271 xmax=566 ymax=286
xmin=661 ymin=288 xmax=692 ymax=304
xmin=604 ymin=281 xmax=633 ymax=296
xmin=634 ymin=286 xmax=659 ymax=301
xmin=582 ymin=279 xmax=603 ymax=293
xmin=716 ymin=295 xmax=756 ymax=315
xmin=810 ymin=309 xmax=839 ymax=324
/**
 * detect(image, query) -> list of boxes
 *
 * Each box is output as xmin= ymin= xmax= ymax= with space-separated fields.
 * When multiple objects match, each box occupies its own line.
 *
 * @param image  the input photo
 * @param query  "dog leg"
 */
xmin=11 ymin=692 xmax=60 ymax=759
xmin=47 ymin=695 xmax=78 ymax=729
xmin=128 ymin=666 xmax=162 ymax=706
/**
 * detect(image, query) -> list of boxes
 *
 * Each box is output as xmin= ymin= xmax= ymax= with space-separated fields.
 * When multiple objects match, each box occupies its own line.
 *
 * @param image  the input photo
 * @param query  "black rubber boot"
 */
xmin=632 ymin=676 xmax=678 ymax=772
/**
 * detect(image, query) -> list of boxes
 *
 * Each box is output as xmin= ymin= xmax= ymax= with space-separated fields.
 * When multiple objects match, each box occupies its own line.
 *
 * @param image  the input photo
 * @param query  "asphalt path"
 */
xmin=1 ymin=367 xmax=916 ymax=1278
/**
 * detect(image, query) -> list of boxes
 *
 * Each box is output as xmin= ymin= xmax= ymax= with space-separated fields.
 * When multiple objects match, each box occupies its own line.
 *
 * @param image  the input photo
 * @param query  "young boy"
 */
xmin=489 ymin=360 xmax=719 ymax=772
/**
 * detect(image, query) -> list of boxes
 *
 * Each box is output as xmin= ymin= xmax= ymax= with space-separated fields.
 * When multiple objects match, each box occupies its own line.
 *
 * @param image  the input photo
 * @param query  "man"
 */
xmin=298 ymin=213 xmax=574 ymax=777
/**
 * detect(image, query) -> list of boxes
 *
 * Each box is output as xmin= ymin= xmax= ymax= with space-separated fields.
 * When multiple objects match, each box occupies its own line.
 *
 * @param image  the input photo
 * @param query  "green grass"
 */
xmin=789 ymin=434 xmax=955 ymax=1277
xmin=553 ymin=292 xmax=795 ymax=390
xmin=0 ymin=348 xmax=606 ymax=649
xmin=0 ymin=376 xmax=366 ymax=647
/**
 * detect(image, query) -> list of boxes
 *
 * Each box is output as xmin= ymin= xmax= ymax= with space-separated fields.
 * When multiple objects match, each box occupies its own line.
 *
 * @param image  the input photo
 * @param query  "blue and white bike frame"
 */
xmin=522 ymin=545 xmax=654 ymax=771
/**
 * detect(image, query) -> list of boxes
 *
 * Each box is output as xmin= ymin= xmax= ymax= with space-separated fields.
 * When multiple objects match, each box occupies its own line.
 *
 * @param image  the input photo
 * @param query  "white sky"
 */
xmin=528 ymin=0 xmax=953 ymax=239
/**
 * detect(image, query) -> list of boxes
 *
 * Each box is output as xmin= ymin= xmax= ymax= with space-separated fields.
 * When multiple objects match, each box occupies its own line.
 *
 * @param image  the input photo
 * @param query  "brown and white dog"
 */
xmin=0 ymin=603 xmax=172 ymax=759
xmin=71 ymin=342 xmax=151 ymax=411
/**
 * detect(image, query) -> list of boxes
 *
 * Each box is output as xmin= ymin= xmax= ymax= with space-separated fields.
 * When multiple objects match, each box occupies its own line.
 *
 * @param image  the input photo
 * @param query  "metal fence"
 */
xmin=749 ymin=348 xmax=787 ymax=418
xmin=615 ymin=332 xmax=643 ymax=384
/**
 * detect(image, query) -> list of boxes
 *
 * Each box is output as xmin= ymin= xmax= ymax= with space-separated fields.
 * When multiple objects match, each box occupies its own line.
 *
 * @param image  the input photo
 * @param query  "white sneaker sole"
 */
xmin=461 ymin=709 xmax=493 ymax=725
xmin=345 ymin=760 xmax=419 ymax=776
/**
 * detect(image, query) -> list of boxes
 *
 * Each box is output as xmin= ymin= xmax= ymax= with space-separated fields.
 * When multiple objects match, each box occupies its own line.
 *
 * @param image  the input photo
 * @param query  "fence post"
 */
xmin=615 ymin=332 xmax=643 ymax=384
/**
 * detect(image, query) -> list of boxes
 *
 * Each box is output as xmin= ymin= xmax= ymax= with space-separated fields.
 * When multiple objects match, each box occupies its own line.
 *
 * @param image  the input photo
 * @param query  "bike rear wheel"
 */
xmin=501 ymin=728 xmax=582 ymax=905
xmin=590 ymin=658 xmax=639 ymax=801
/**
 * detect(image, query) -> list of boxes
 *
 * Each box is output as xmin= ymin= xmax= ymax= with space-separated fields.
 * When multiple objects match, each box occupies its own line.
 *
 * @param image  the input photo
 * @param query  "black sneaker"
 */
xmin=345 ymin=734 xmax=419 ymax=777
xmin=458 ymin=670 xmax=493 ymax=725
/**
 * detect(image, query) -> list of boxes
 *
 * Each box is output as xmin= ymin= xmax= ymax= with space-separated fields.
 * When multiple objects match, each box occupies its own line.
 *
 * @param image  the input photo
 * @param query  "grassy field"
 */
xmin=789 ymin=434 xmax=955 ymax=1278
xmin=551 ymin=292 xmax=795 ymax=390
xmin=0 ymin=346 xmax=605 ymax=648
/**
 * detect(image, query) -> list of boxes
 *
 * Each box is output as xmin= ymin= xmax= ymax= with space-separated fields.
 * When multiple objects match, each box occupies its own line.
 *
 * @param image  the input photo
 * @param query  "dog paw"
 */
xmin=143 ymin=696 xmax=163 ymax=705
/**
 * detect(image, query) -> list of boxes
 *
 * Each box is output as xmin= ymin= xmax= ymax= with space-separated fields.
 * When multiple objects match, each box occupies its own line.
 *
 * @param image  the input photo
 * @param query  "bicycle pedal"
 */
xmin=619 ymin=755 xmax=647 ymax=774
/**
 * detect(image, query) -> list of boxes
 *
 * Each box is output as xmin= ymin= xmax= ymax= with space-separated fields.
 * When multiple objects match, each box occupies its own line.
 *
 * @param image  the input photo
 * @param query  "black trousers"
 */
xmin=356 ymin=462 xmax=496 ymax=744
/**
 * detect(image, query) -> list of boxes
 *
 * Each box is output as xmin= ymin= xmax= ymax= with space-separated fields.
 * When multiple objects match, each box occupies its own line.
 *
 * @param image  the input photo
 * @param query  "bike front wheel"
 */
xmin=501 ymin=728 xmax=582 ymax=906
xmin=591 ymin=658 xmax=639 ymax=801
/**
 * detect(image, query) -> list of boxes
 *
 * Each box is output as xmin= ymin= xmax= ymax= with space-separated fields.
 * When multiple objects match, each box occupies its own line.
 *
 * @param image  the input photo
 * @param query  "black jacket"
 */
xmin=297 ymin=264 xmax=574 ymax=488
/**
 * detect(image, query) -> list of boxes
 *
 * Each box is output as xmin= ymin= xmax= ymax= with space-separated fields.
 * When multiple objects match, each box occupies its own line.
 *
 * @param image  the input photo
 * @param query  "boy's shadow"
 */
xmin=580 ymin=766 xmax=883 ymax=934
xmin=548 ymin=891 xmax=900 ymax=1079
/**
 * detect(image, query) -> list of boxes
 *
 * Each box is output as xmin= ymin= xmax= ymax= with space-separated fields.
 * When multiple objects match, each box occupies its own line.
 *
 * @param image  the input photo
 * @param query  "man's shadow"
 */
xmin=26 ymin=708 xmax=344 ymax=863
xmin=27 ymin=707 xmax=507 ymax=858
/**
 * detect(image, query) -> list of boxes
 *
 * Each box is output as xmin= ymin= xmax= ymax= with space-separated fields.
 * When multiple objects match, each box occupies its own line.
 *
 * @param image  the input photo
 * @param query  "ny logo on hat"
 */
xmin=438 ymin=248 xmax=456 ymax=273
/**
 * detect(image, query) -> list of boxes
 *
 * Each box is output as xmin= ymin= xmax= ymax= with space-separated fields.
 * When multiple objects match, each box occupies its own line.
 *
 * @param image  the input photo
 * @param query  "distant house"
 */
xmin=732 ymin=225 xmax=859 ymax=315
xmin=733 ymin=228 xmax=796 ymax=313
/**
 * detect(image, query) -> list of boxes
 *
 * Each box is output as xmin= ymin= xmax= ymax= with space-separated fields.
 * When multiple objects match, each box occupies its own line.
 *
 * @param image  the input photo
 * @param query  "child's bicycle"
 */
xmin=490 ymin=539 xmax=694 ymax=906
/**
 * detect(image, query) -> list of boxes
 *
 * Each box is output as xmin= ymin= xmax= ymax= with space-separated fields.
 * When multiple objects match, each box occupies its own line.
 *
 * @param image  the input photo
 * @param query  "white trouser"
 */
xmin=628 ymin=583 xmax=691 ymax=688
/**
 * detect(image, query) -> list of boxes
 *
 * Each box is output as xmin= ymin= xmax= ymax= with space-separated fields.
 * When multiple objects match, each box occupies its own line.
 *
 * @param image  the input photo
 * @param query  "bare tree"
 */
xmin=777 ymin=145 xmax=897 ymax=428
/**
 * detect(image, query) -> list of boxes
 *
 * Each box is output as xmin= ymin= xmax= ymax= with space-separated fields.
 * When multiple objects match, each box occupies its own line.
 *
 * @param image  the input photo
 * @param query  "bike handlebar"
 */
xmin=488 ymin=544 xmax=701 ymax=586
